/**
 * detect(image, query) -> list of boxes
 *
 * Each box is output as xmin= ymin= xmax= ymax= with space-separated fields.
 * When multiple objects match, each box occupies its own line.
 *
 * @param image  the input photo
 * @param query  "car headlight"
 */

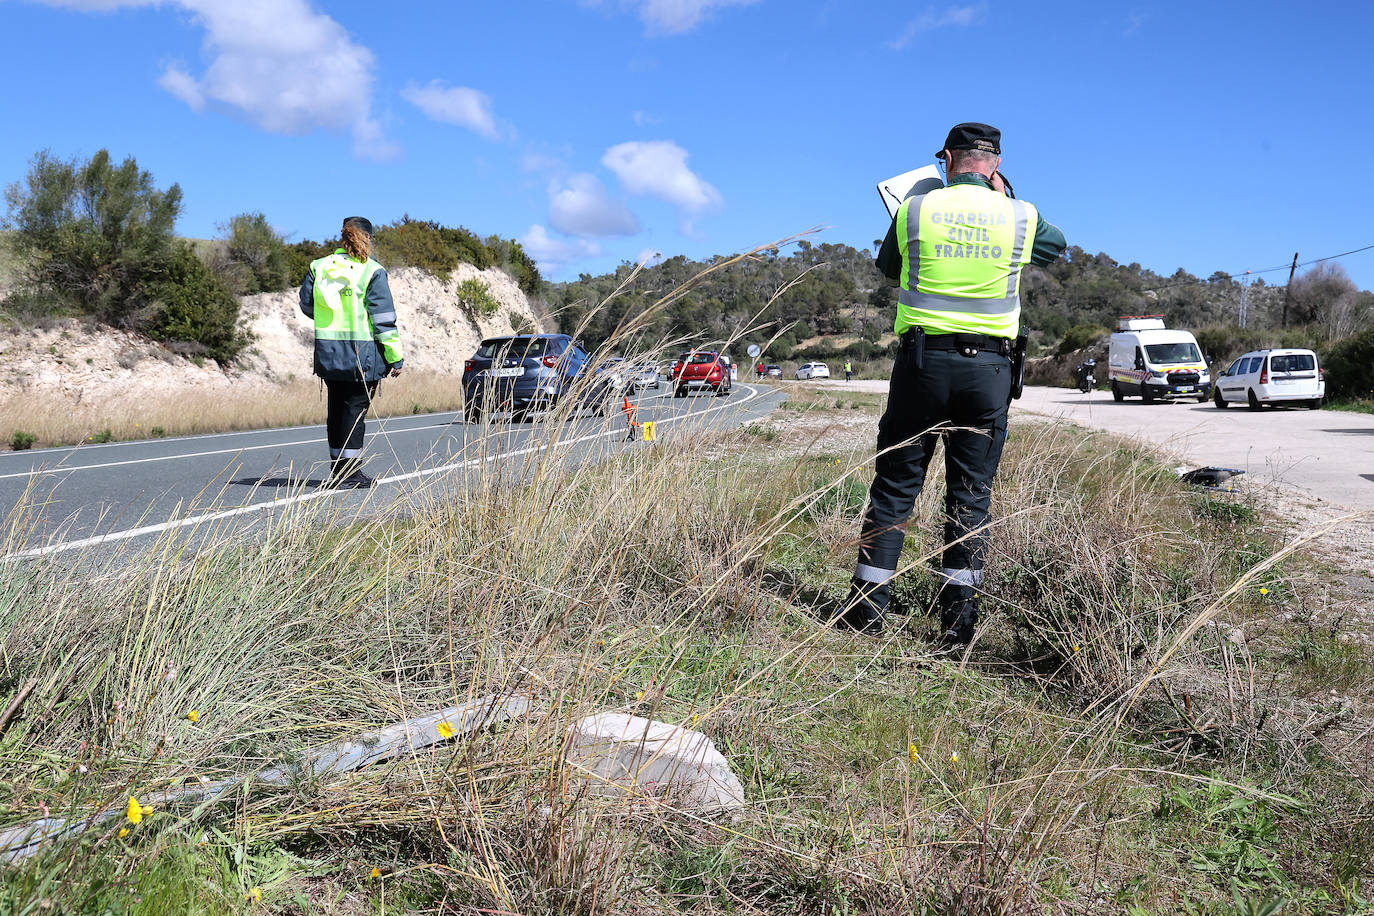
xmin=1149 ymin=370 xmax=1165 ymax=379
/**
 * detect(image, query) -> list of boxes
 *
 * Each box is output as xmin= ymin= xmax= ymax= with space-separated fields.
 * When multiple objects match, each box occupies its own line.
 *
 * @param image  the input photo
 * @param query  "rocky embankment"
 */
xmin=0 ymin=264 xmax=544 ymax=405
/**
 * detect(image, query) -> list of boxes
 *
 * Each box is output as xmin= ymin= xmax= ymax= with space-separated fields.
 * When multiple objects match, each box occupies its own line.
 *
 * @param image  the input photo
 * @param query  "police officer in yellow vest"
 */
xmin=298 ymin=216 xmax=404 ymax=488
xmin=842 ymin=123 xmax=1065 ymax=644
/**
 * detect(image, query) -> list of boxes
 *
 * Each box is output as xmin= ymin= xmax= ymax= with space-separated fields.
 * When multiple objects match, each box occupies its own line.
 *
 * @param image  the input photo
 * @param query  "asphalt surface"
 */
xmin=1 ymin=383 xmax=782 ymax=560
xmin=807 ymin=378 xmax=1374 ymax=509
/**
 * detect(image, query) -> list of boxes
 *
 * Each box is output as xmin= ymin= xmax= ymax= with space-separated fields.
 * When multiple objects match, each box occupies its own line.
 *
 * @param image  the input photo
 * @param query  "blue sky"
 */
xmin=4 ymin=0 xmax=1373 ymax=292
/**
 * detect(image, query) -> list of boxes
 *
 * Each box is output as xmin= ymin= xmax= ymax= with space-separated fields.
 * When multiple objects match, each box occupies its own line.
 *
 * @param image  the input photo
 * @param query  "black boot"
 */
xmin=326 ymin=458 xmax=374 ymax=489
xmin=838 ymin=578 xmax=889 ymax=635
xmin=937 ymin=584 xmax=980 ymax=647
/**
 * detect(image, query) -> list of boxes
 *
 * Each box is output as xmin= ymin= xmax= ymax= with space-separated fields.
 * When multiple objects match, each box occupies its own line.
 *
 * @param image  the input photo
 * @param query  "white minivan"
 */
xmin=1108 ymin=317 xmax=1211 ymax=403
xmin=1213 ymin=348 xmax=1324 ymax=410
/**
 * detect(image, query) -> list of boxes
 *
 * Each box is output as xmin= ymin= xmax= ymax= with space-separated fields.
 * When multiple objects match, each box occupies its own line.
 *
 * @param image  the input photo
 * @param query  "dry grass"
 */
xmin=0 ymin=371 xmax=468 ymax=448
xmin=0 ymin=250 xmax=1370 ymax=914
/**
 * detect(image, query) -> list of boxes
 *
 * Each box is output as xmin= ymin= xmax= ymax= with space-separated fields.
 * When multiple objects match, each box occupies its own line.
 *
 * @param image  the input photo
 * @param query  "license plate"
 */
xmin=1177 ymin=386 xmax=1193 ymax=392
xmin=687 ymin=380 xmax=705 ymax=387
xmin=489 ymin=367 xmax=523 ymax=378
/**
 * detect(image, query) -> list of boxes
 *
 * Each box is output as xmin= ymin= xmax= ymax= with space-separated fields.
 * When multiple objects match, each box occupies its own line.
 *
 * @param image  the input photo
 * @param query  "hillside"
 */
xmin=0 ymin=265 xmax=543 ymax=446
xmin=547 ymin=241 xmax=1374 ymax=362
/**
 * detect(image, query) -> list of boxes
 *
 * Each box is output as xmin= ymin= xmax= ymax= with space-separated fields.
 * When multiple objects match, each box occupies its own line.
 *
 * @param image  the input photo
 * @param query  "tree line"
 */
xmin=548 ymin=242 xmax=1374 ymax=399
xmin=2 ymin=149 xmax=542 ymax=363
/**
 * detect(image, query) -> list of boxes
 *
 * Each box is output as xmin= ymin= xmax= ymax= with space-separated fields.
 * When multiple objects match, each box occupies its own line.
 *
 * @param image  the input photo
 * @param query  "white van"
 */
xmin=1108 ymin=317 xmax=1211 ymax=403
xmin=1212 ymin=348 xmax=1324 ymax=410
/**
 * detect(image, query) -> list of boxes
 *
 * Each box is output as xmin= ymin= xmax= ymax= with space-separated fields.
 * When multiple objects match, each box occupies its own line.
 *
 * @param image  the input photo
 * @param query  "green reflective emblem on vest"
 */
xmin=893 ymin=184 xmax=1038 ymax=338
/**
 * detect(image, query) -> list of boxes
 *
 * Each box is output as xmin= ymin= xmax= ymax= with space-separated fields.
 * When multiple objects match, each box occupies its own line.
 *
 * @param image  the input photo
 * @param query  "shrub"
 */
xmin=1056 ymin=322 xmax=1110 ymax=355
xmin=375 ymin=216 xmax=461 ymax=278
xmin=220 ymin=212 xmax=291 ymax=294
xmin=141 ymin=244 xmax=246 ymax=362
xmin=458 ymin=278 xmax=500 ymax=318
xmin=4 ymin=149 xmax=181 ymax=326
xmin=10 ymin=430 xmax=36 ymax=450
xmin=1322 ymin=324 xmax=1374 ymax=401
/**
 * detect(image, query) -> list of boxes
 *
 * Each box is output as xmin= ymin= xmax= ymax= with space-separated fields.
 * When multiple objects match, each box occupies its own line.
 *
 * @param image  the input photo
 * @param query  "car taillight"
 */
xmin=464 ymin=359 xmax=475 ymax=373
xmin=542 ymin=355 xmax=558 ymax=368
xmin=1319 ymin=367 xmax=1325 ymax=381
xmin=1259 ymin=364 xmax=1268 ymax=385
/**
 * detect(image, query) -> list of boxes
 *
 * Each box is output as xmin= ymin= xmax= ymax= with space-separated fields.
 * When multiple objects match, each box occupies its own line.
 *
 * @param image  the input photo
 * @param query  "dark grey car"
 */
xmin=461 ymin=334 xmax=615 ymax=422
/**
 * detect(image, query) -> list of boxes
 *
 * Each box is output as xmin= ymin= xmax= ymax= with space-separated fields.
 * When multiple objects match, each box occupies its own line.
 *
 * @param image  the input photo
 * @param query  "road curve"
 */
xmin=1 ymin=384 xmax=782 ymax=559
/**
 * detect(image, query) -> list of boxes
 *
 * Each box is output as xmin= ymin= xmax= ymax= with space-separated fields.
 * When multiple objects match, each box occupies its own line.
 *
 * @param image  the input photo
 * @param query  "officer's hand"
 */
xmin=990 ymin=170 xmax=1008 ymax=195
xmin=389 ymin=366 xmax=403 ymax=378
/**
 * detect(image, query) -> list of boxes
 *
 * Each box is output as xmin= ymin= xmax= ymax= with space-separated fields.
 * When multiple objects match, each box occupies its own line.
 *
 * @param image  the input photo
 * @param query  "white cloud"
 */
xmin=401 ymin=80 xmax=509 ymax=141
xmin=602 ymin=140 xmax=722 ymax=224
xmin=33 ymin=0 xmax=398 ymax=160
xmin=581 ymin=0 xmax=758 ymax=35
xmin=888 ymin=5 xmax=985 ymax=50
xmin=632 ymin=110 xmax=662 ymax=127
xmin=521 ymin=225 xmax=601 ymax=271
xmin=548 ymin=173 xmax=640 ymax=238
xmin=636 ymin=248 xmax=664 ymax=267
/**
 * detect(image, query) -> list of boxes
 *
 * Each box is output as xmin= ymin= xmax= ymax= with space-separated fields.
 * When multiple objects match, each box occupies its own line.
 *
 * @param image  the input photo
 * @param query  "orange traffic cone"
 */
xmin=621 ymin=395 xmax=638 ymax=441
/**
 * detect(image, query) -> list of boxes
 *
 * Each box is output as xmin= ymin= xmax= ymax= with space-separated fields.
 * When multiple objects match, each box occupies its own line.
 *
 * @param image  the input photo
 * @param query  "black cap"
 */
xmin=935 ymin=122 xmax=1001 ymax=159
xmin=342 ymin=215 xmax=374 ymax=237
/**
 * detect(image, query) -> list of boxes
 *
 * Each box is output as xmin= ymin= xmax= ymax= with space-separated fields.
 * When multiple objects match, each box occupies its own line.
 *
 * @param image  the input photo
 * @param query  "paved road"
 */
xmin=804 ymin=379 xmax=1374 ymax=508
xmin=1 ymin=384 xmax=782 ymax=559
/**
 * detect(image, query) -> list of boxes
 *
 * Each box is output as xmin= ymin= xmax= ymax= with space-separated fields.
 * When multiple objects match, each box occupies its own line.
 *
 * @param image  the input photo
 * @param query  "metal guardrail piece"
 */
xmin=0 ymin=695 xmax=531 ymax=863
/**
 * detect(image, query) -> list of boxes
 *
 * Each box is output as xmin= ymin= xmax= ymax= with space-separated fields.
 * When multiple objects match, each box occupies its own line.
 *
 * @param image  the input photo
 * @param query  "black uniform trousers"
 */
xmin=325 ymin=379 xmax=378 ymax=465
xmin=853 ymin=339 xmax=1011 ymax=608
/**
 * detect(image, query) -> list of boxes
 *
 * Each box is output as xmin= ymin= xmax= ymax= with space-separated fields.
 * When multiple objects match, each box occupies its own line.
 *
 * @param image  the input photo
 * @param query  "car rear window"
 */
xmin=1269 ymin=353 xmax=1315 ymax=373
xmin=477 ymin=338 xmax=553 ymax=359
xmin=685 ymin=353 xmax=717 ymax=364
xmin=1144 ymin=342 xmax=1201 ymax=364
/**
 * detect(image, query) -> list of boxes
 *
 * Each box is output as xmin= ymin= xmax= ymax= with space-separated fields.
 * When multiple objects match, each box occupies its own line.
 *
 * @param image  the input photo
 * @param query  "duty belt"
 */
xmin=901 ymin=330 xmax=1013 ymax=357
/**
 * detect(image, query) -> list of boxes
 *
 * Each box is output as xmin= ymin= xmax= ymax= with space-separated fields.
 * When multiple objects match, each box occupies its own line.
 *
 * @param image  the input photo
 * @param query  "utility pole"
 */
xmin=1281 ymin=251 xmax=1298 ymax=327
xmin=1238 ymin=271 xmax=1249 ymax=328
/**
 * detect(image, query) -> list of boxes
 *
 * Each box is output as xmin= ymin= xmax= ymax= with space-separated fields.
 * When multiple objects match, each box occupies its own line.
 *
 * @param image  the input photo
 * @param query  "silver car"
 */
xmin=629 ymin=363 xmax=660 ymax=390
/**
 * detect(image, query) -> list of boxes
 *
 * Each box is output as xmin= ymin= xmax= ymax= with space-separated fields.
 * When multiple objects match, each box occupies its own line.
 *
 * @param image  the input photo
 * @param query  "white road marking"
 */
xmin=6 ymin=386 xmax=761 ymax=559
xmin=0 ymin=421 xmax=456 ymax=481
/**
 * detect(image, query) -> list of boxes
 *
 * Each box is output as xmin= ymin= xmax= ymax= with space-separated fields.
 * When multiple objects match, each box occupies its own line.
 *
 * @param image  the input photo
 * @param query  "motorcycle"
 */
xmin=1073 ymin=358 xmax=1096 ymax=394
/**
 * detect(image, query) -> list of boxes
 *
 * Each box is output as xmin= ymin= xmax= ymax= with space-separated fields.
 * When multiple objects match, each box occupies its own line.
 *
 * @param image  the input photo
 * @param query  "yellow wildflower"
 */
xmin=1259 ymin=587 xmax=1270 ymax=596
xmin=1072 ymin=645 xmax=1081 ymax=654
xmin=186 ymin=710 xmax=199 ymax=724
xmin=246 ymin=887 xmax=262 ymax=902
xmin=436 ymin=722 xmax=455 ymax=740
xmin=635 ymin=690 xmax=644 ymax=701
xmin=950 ymin=751 xmax=959 ymax=764
xmin=370 ymin=866 xmax=381 ymax=879
xmin=126 ymin=797 xmax=143 ymax=825
xmin=908 ymin=742 xmax=919 ymax=764
xmin=118 ymin=828 xmax=129 ymax=838
xmin=691 ymin=713 xmax=699 ymax=727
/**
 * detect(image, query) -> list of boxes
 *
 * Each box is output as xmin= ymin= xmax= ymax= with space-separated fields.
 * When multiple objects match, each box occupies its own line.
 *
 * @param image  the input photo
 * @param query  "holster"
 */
xmin=1009 ymin=333 xmax=1028 ymax=400
xmin=903 ymin=327 xmax=926 ymax=370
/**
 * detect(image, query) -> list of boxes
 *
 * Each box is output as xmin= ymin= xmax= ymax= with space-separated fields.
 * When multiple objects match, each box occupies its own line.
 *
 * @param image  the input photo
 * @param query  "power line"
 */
xmin=1135 ymin=241 xmax=1374 ymax=293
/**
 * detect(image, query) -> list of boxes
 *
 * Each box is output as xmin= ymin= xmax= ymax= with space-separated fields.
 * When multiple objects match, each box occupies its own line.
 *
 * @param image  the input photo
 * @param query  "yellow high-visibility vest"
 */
xmin=894 ymin=183 xmax=1039 ymax=339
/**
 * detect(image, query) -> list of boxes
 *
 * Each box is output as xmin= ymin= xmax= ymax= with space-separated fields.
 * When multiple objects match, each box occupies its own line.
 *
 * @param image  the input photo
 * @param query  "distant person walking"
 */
xmin=844 ymin=360 xmax=853 ymax=382
xmin=299 ymin=216 xmax=404 ymax=489
xmin=841 ymin=123 xmax=1065 ymax=645
xmin=756 ymin=361 xmax=764 ymax=379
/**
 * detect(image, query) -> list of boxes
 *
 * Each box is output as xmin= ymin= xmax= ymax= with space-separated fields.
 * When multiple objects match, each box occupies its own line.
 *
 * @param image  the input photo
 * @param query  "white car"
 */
xmin=795 ymin=362 xmax=830 ymax=380
xmin=1213 ymin=348 xmax=1324 ymax=410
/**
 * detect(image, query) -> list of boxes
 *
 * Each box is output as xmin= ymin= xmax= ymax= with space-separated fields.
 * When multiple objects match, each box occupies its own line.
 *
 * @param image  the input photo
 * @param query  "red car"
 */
xmin=673 ymin=350 xmax=732 ymax=398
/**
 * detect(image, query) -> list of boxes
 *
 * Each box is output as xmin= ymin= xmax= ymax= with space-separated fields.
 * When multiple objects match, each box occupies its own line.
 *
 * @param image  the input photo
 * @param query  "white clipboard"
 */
xmin=876 ymin=164 xmax=944 ymax=219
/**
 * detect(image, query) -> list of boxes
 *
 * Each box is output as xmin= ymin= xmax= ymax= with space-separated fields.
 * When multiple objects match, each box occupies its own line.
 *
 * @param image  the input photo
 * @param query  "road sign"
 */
xmin=747 ymin=344 xmax=761 ymax=358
